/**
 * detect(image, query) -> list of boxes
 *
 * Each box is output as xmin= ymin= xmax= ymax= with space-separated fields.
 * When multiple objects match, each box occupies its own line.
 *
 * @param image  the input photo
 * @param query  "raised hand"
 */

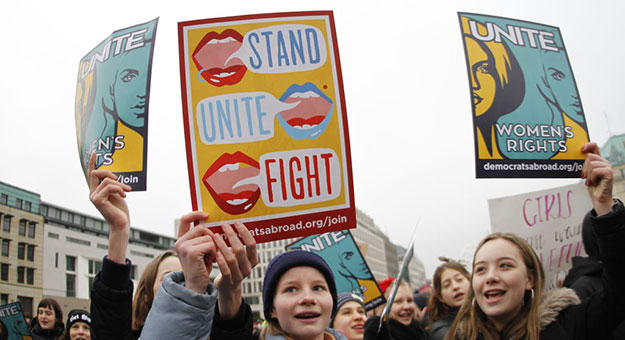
xmin=88 ymin=152 xmax=131 ymax=263
xmin=211 ymin=221 xmax=258 ymax=318
xmin=581 ymin=142 xmax=614 ymax=216
xmin=175 ymin=211 xmax=217 ymax=294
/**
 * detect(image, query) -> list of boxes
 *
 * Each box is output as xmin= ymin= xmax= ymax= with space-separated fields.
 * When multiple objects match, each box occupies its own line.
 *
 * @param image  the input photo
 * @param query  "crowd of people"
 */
xmin=24 ymin=142 xmax=624 ymax=340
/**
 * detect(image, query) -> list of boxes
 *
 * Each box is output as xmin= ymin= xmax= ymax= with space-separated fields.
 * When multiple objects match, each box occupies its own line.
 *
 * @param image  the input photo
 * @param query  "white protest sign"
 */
xmin=488 ymin=182 xmax=591 ymax=291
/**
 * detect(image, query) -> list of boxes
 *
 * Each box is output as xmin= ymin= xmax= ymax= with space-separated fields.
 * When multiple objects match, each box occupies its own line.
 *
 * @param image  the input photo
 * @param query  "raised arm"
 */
xmin=566 ymin=142 xmax=625 ymax=338
xmin=209 ymin=222 xmax=258 ymax=340
xmin=88 ymin=152 xmax=132 ymax=263
xmin=87 ymin=153 xmax=134 ymax=340
xmin=581 ymin=142 xmax=614 ymax=216
xmin=139 ymin=212 xmax=218 ymax=340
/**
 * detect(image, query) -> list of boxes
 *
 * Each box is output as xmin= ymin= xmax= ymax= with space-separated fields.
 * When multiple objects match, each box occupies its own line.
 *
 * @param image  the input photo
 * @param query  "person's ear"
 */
xmin=525 ymin=271 xmax=535 ymax=291
xmin=270 ymin=307 xmax=277 ymax=319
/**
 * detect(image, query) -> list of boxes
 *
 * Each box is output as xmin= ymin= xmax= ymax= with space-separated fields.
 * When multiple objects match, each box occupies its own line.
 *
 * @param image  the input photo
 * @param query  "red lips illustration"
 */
xmin=192 ymin=29 xmax=247 ymax=87
xmin=203 ymin=152 xmax=260 ymax=215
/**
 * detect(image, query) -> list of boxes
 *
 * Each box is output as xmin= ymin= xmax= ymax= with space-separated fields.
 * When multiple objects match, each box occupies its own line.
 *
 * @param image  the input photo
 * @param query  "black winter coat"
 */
xmin=29 ymin=319 xmax=64 ymax=340
xmin=519 ymin=202 xmax=624 ymax=340
xmin=90 ymin=257 xmax=136 ymax=340
xmin=427 ymin=306 xmax=459 ymax=340
xmin=364 ymin=316 xmax=426 ymax=340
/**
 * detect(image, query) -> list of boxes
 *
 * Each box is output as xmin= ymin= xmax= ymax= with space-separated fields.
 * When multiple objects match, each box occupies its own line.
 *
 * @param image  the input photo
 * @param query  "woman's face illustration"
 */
xmin=544 ymin=63 xmax=582 ymax=120
xmin=467 ymin=38 xmax=496 ymax=117
xmin=114 ymin=60 xmax=148 ymax=128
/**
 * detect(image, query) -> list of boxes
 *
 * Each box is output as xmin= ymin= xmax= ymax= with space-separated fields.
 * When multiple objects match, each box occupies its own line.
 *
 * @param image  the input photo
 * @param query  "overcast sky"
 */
xmin=2 ymin=0 xmax=623 ymax=278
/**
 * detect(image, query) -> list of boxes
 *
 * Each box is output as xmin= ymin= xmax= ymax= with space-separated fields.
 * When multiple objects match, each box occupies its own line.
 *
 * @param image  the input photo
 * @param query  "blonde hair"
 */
xmin=373 ymin=280 xmax=415 ymax=320
xmin=445 ymin=233 xmax=544 ymax=340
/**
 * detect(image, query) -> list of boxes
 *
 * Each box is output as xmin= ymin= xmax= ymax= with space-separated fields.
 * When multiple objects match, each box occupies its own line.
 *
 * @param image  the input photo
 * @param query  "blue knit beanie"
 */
xmin=262 ymin=249 xmax=338 ymax=320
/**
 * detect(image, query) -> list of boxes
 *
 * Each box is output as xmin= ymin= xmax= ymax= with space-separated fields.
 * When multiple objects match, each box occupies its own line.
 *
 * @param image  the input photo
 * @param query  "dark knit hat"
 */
xmin=65 ymin=309 xmax=91 ymax=331
xmin=330 ymin=293 xmax=365 ymax=327
xmin=336 ymin=292 xmax=365 ymax=311
xmin=263 ymin=250 xmax=337 ymax=320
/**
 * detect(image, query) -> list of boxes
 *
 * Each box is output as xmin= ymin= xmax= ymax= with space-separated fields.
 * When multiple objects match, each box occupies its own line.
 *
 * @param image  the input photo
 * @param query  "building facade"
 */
xmin=351 ymin=209 xmax=390 ymax=280
xmin=0 ymin=182 xmax=45 ymax=316
xmin=40 ymin=202 xmax=177 ymax=312
xmin=1 ymin=180 xmax=178 ymax=314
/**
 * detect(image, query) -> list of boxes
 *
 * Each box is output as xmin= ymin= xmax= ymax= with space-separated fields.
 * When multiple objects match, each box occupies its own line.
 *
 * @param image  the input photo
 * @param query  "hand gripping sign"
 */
xmin=179 ymin=11 xmax=355 ymax=243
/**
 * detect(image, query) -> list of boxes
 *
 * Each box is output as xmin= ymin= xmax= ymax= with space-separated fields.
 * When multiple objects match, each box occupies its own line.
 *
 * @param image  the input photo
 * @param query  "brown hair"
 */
xmin=445 ymin=233 xmax=544 ymax=340
xmin=36 ymin=298 xmax=63 ymax=326
xmin=132 ymin=250 xmax=177 ymax=332
xmin=426 ymin=260 xmax=470 ymax=329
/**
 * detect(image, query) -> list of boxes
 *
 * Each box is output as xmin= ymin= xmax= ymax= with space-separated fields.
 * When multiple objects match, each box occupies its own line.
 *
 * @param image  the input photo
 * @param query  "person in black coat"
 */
xmin=364 ymin=279 xmax=427 ymax=340
xmin=563 ymin=208 xmax=625 ymax=339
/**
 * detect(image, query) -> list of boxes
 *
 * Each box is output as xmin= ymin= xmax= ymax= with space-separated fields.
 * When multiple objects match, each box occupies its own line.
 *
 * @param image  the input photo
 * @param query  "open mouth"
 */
xmin=453 ymin=292 xmax=465 ymax=300
xmin=397 ymin=311 xmax=413 ymax=318
xmin=484 ymin=289 xmax=506 ymax=303
xmin=277 ymin=82 xmax=333 ymax=140
xmin=280 ymin=83 xmax=332 ymax=129
xmin=203 ymin=152 xmax=260 ymax=215
xmin=192 ymin=29 xmax=247 ymax=87
xmin=295 ymin=312 xmax=321 ymax=321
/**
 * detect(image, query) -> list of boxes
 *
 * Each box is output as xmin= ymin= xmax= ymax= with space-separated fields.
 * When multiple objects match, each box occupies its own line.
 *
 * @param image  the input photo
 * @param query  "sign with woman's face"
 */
xmin=286 ymin=230 xmax=386 ymax=311
xmin=75 ymin=18 xmax=158 ymax=191
xmin=459 ymin=13 xmax=589 ymax=179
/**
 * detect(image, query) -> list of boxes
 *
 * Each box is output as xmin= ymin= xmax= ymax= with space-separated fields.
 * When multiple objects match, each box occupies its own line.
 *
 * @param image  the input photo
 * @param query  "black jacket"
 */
xmin=364 ymin=316 xmax=426 ymax=340
xmin=560 ymin=208 xmax=625 ymax=340
xmin=90 ymin=256 xmax=135 ymax=340
xmin=533 ymin=201 xmax=625 ymax=340
xmin=562 ymin=256 xmax=603 ymax=300
xmin=29 ymin=319 xmax=64 ymax=340
xmin=427 ymin=306 xmax=459 ymax=340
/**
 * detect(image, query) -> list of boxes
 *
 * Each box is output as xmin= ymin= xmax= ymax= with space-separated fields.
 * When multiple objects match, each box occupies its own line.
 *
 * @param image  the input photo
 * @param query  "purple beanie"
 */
xmin=262 ymin=249 xmax=338 ymax=320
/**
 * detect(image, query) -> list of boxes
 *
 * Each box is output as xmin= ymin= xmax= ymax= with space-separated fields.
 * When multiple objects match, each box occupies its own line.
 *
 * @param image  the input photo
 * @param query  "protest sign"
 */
xmin=286 ymin=230 xmax=385 ymax=310
xmin=0 ymin=302 xmax=32 ymax=340
xmin=458 ymin=13 xmax=589 ymax=178
xmin=178 ymin=11 xmax=356 ymax=243
xmin=75 ymin=18 xmax=158 ymax=191
xmin=488 ymin=182 xmax=591 ymax=290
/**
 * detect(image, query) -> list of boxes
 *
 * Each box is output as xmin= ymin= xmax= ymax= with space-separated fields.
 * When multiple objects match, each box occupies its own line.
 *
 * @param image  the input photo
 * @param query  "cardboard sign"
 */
xmin=178 ymin=11 xmax=356 ymax=242
xmin=488 ymin=182 xmax=592 ymax=290
xmin=75 ymin=18 xmax=158 ymax=191
xmin=0 ymin=302 xmax=32 ymax=340
xmin=286 ymin=230 xmax=385 ymax=310
xmin=458 ymin=13 xmax=589 ymax=178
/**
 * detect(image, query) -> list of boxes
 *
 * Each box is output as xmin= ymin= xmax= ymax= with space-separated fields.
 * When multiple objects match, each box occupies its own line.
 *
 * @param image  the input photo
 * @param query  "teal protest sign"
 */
xmin=0 ymin=302 xmax=32 ymax=340
xmin=286 ymin=230 xmax=385 ymax=310
xmin=75 ymin=18 xmax=158 ymax=190
xmin=459 ymin=13 xmax=589 ymax=178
